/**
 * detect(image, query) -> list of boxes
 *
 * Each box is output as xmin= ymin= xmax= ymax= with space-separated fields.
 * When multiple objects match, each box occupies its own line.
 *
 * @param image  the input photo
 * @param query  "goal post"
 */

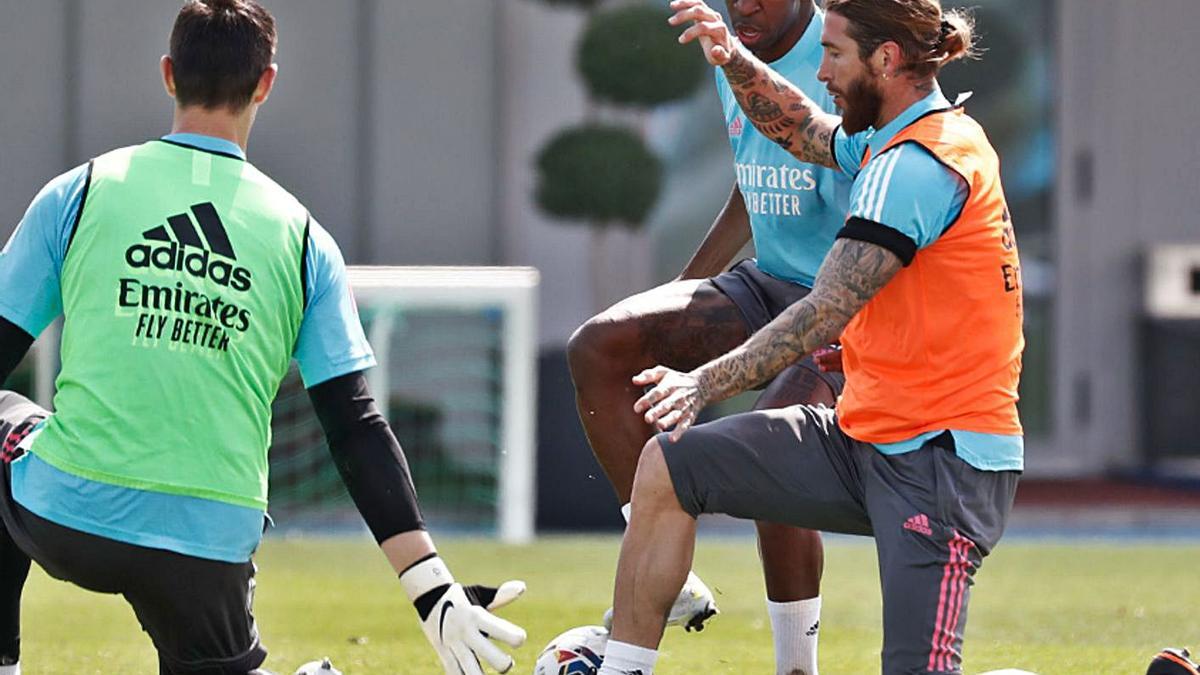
xmin=348 ymin=266 xmax=540 ymax=545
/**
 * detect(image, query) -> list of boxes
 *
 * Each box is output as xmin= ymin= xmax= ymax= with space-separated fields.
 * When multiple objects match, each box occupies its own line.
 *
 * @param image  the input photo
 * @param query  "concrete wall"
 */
xmin=0 ymin=0 xmax=498 ymax=266
xmin=0 ymin=1 xmax=71 ymax=235
xmin=1051 ymin=0 xmax=1200 ymax=473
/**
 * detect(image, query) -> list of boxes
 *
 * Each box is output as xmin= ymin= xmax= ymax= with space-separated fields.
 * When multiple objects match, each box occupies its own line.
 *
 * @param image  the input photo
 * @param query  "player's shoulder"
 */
xmin=25 ymin=160 xmax=93 ymax=220
xmin=95 ymin=142 xmax=146 ymax=161
xmin=304 ymin=217 xmax=348 ymax=272
xmin=868 ymin=142 xmax=954 ymax=182
xmin=238 ymin=162 xmax=310 ymax=216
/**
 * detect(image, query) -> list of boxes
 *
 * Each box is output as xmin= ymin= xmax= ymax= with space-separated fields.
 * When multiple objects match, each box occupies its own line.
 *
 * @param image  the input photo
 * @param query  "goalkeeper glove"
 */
xmin=400 ymin=556 xmax=527 ymax=674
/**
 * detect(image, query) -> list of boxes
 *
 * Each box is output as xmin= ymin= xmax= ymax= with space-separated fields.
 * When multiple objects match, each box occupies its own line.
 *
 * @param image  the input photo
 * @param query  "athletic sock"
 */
xmin=767 ymin=596 xmax=821 ymax=675
xmin=598 ymin=640 xmax=657 ymax=675
xmin=0 ymin=662 xmax=20 ymax=675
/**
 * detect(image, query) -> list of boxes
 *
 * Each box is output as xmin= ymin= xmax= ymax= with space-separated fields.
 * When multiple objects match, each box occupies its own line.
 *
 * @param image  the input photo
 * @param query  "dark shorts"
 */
xmin=660 ymin=405 xmax=1019 ymax=675
xmin=0 ymin=392 xmax=266 ymax=675
xmin=710 ymin=259 xmax=844 ymax=394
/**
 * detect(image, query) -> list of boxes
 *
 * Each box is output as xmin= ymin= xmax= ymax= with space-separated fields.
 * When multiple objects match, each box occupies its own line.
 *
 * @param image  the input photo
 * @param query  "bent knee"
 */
xmin=631 ymin=438 xmax=678 ymax=506
xmin=566 ymin=313 xmax=643 ymax=381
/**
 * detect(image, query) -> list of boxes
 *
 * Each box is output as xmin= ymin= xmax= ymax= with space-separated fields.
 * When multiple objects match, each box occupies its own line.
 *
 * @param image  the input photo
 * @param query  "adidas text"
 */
xmin=125 ymin=241 xmax=252 ymax=292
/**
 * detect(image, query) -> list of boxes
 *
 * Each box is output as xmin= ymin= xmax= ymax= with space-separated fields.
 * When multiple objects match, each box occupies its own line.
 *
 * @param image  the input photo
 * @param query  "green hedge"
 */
xmin=578 ymin=4 xmax=708 ymax=107
xmin=535 ymin=124 xmax=663 ymax=226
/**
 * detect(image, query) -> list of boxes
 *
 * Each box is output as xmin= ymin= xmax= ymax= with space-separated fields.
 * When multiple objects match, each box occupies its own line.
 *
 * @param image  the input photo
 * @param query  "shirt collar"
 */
xmin=160 ymin=133 xmax=247 ymax=161
xmin=866 ymin=87 xmax=952 ymax=158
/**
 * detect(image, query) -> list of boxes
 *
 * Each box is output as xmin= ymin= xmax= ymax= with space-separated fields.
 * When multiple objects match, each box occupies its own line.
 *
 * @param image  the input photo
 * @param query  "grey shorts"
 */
xmin=710 ymin=259 xmax=844 ymax=394
xmin=660 ymin=406 xmax=1019 ymax=675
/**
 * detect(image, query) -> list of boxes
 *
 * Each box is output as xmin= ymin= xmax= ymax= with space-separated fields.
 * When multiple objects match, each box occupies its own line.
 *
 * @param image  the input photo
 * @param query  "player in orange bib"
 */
xmin=597 ymin=1 xmax=1023 ymax=674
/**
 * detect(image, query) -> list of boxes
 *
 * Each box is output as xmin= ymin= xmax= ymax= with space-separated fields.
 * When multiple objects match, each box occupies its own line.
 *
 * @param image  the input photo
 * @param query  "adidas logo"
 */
xmin=805 ymin=620 xmax=819 ymax=637
xmin=124 ymin=202 xmax=252 ymax=292
xmin=728 ymin=116 xmax=744 ymax=138
xmin=902 ymin=513 xmax=933 ymax=536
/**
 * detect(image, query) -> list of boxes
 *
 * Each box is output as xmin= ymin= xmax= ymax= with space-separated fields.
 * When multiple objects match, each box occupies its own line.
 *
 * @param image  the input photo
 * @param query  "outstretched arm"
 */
xmin=635 ymin=238 xmax=902 ymax=439
xmin=669 ymin=0 xmax=842 ymax=169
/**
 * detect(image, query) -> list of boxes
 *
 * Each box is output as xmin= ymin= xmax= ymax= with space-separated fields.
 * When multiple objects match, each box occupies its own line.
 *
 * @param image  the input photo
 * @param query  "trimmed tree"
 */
xmin=530 ymin=0 xmax=707 ymax=308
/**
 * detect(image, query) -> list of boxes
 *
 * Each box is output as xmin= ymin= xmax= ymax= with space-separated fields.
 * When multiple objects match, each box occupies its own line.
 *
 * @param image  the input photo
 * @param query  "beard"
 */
xmin=839 ymin=73 xmax=884 ymax=134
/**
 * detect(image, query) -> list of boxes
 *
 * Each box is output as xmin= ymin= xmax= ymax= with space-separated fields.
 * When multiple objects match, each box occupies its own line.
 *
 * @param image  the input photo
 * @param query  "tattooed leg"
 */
xmin=566 ymin=279 xmax=748 ymax=502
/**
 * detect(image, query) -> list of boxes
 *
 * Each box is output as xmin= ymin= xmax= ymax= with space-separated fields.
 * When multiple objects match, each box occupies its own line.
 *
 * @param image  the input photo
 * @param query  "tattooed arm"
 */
xmin=634 ymin=238 xmax=902 ymax=439
xmin=669 ymin=0 xmax=842 ymax=169
xmin=722 ymin=48 xmax=842 ymax=169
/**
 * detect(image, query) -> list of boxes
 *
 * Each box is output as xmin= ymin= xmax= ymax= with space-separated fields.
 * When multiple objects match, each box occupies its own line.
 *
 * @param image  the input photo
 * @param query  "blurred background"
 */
xmin=1 ymin=0 xmax=1199 ymax=538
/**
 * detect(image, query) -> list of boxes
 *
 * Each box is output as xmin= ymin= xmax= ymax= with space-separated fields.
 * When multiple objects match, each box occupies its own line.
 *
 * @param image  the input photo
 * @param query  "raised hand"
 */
xmin=668 ymin=0 xmax=737 ymax=66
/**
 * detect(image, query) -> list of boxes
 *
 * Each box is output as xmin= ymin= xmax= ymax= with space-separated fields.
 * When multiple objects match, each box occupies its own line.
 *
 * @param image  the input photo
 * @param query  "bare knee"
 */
xmin=566 ymin=313 xmax=642 ymax=386
xmin=630 ymin=438 xmax=681 ymax=515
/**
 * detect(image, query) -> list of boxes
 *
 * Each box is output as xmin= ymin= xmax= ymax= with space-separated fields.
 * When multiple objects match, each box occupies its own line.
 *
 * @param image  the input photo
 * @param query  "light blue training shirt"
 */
xmin=831 ymin=89 xmax=1024 ymax=472
xmin=0 ymin=133 xmax=377 ymax=561
xmin=715 ymin=8 xmax=852 ymax=288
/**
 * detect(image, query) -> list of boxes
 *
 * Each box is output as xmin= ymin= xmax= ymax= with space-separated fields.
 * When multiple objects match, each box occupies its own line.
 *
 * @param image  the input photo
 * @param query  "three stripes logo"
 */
xmin=903 ymin=513 xmax=933 ymax=536
xmin=124 ymin=202 xmax=252 ymax=292
xmin=728 ymin=116 xmax=744 ymax=138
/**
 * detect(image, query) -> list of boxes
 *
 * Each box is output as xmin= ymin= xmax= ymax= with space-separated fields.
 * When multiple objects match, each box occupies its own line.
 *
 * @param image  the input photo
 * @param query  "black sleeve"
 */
xmin=0 ymin=317 xmax=35 ymax=387
xmin=836 ymin=216 xmax=918 ymax=266
xmin=830 ymin=123 xmax=843 ymax=169
xmin=307 ymin=371 xmax=425 ymax=542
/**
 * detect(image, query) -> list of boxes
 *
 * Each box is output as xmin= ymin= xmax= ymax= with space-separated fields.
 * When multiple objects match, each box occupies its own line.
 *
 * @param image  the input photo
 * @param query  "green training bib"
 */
xmin=32 ymin=141 xmax=308 ymax=509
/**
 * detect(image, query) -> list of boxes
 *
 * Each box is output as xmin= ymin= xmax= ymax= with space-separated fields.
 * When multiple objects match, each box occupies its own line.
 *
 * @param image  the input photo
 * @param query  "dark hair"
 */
xmin=824 ymin=0 xmax=976 ymax=78
xmin=169 ymin=0 xmax=277 ymax=110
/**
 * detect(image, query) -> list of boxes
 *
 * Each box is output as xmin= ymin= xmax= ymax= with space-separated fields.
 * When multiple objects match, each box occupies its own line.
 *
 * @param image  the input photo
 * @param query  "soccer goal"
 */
xmin=269 ymin=266 xmax=540 ymax=544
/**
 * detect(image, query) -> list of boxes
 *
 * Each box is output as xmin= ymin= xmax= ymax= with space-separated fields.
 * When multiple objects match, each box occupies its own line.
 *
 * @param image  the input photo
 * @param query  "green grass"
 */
xmin=17 ymin=535 xmax=1200 ymax=673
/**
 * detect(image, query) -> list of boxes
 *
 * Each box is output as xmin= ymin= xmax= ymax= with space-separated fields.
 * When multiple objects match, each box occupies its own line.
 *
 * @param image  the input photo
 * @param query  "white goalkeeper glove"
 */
xmin=400 ymin=556 xmax=527 ymax=674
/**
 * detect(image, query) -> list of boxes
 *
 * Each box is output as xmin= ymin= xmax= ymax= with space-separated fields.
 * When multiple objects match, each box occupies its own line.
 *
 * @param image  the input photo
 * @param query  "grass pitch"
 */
xmin=17 ymin=535 xmax=1200 ymax=673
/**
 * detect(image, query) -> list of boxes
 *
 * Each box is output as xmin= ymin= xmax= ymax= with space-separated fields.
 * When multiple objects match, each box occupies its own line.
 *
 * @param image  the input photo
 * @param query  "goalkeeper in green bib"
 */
xmin=0 ymin=1 xmax=526 ymax=673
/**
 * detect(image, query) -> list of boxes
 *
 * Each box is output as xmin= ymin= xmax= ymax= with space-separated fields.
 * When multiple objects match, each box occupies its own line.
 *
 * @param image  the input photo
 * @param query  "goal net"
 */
xmin=271 ymin=266 xmax=539 ymax=543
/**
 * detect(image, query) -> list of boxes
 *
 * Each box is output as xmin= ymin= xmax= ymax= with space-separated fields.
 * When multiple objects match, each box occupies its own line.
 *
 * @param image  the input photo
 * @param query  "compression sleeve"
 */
xmin=0 ymin=318 xmax=34 ymax=387
xmin=308 ymin=370 xmax=425 ymax=542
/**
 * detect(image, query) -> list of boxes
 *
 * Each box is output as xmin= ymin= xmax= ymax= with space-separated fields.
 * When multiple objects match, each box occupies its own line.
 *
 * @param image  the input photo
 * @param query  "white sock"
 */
xmin=621 ymin=502 xmax=632 ymax=523
xmin=598 ymin=640 xmax=657 ymax=675
xmin=0 ymin=662 xmax=20 ymax=675
xmin=767 ymin=596 xmax=821 ymax=675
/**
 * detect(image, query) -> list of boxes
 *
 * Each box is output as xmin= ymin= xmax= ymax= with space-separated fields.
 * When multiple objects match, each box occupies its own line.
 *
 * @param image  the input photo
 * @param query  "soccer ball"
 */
xmin=533 ymin=625 xmax=608 ymax=675
xmin=293 ymin=658 xmax=342 ymax=675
